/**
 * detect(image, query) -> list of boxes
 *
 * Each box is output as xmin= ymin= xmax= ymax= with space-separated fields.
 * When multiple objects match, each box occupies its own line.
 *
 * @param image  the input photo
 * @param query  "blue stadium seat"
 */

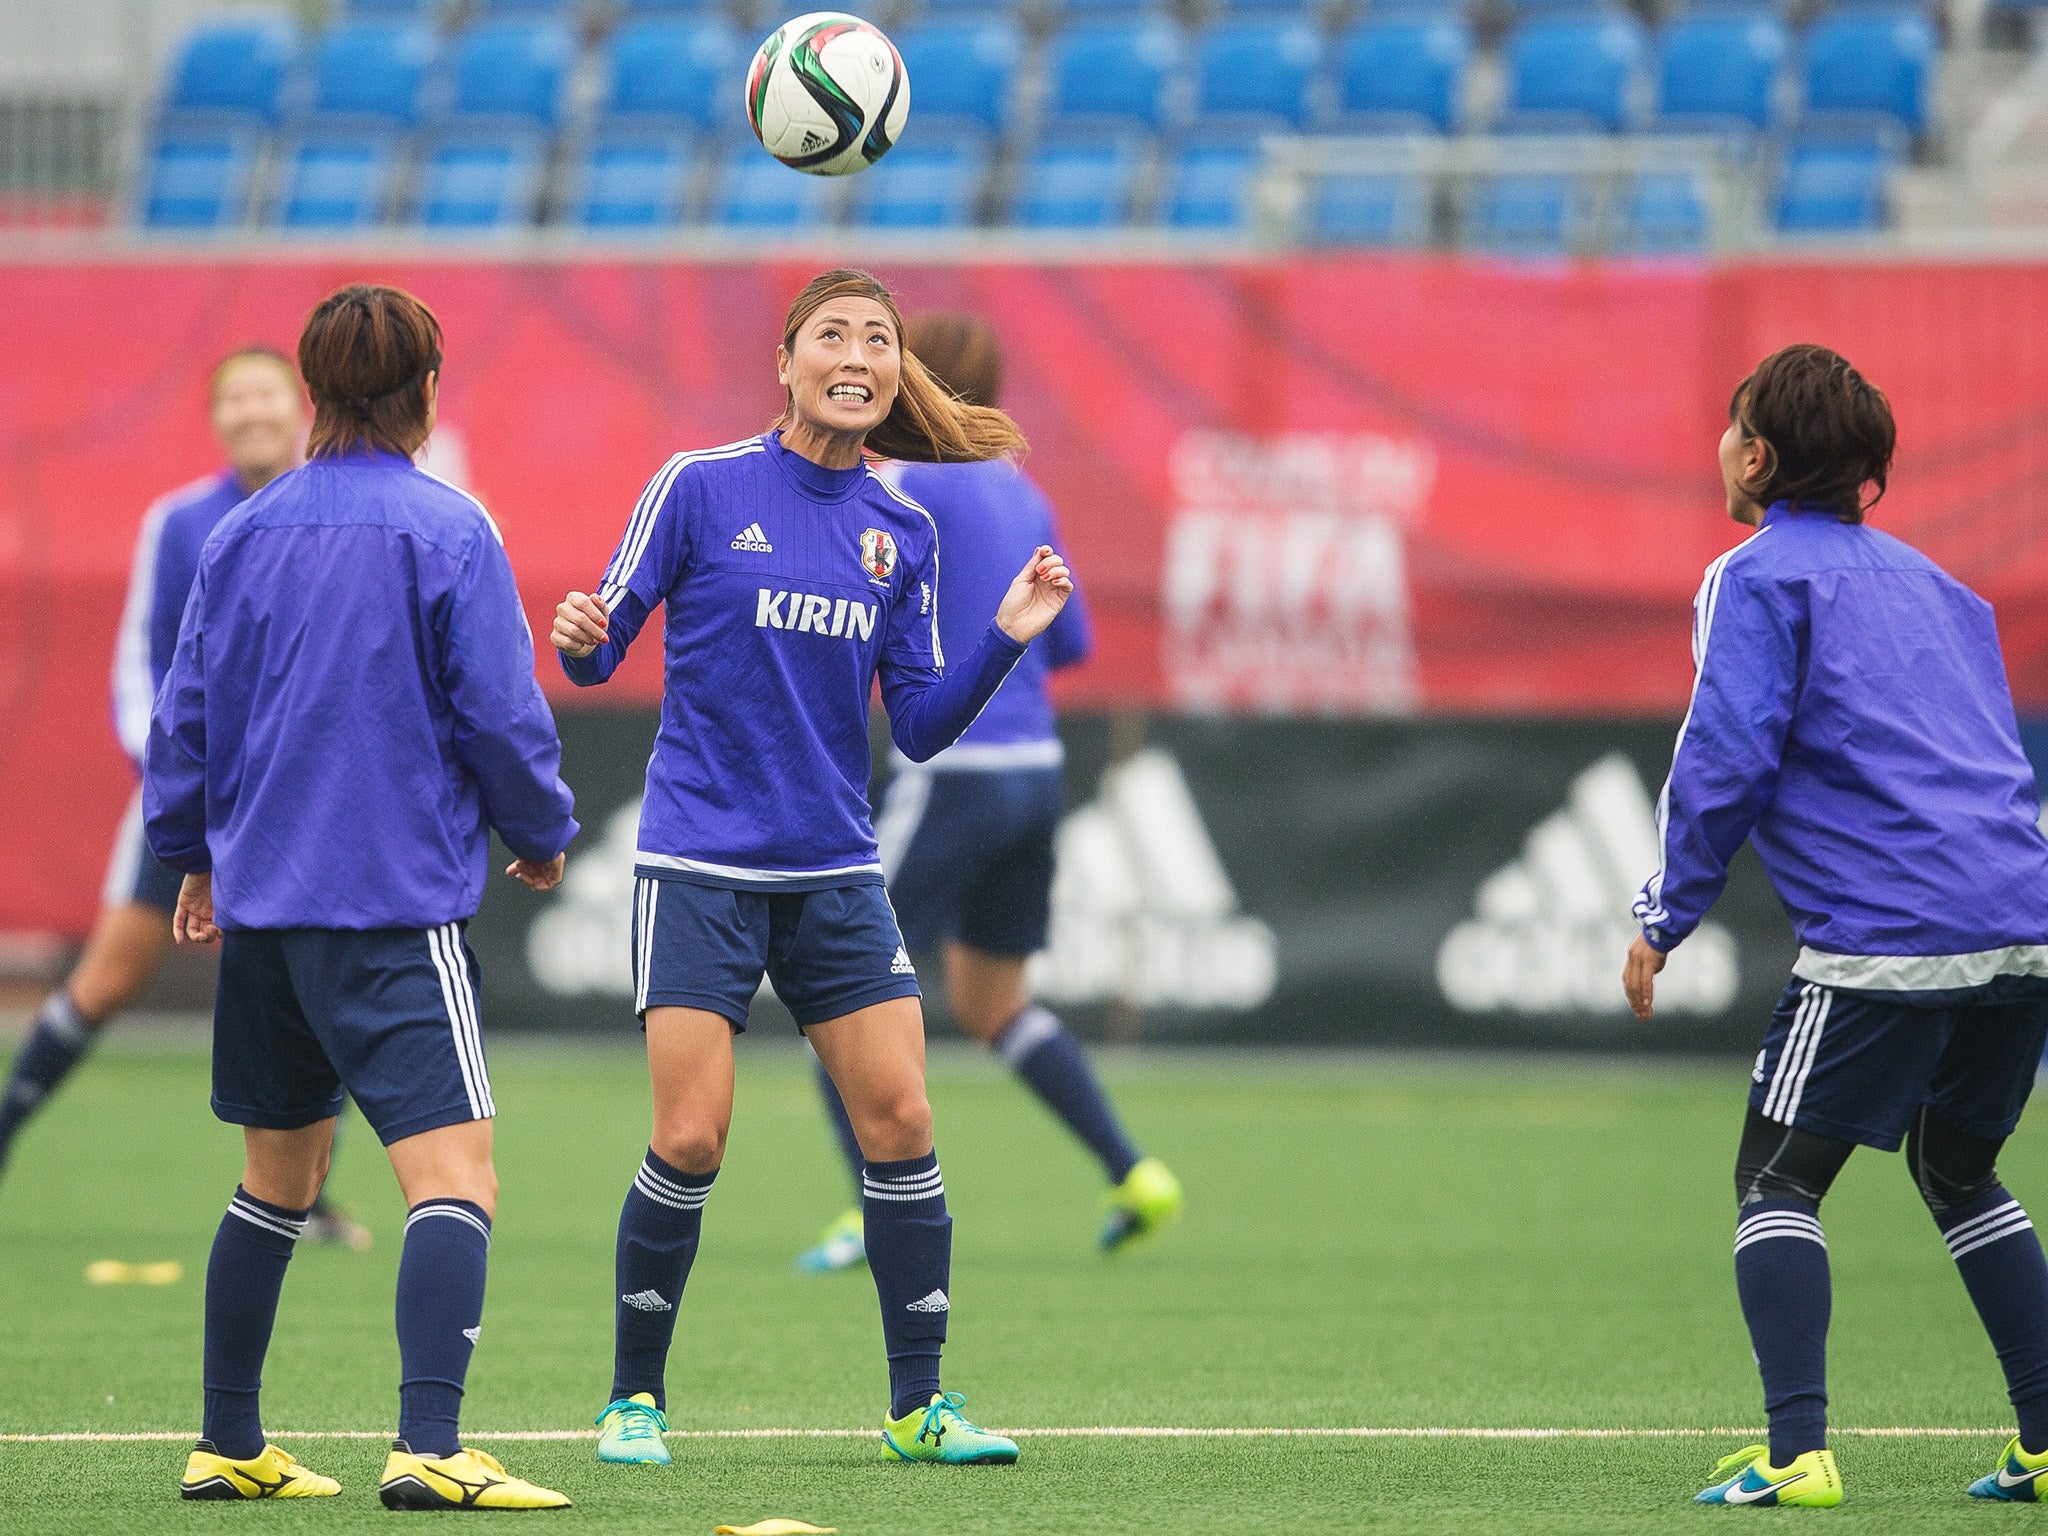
xmin=337 ymin=0 xmax=440 ymax=14
xmin=1463 ymin=173 xmax=1584 ymax=254
xmin=570 ymin=132 xmax=696 ymax=227
xmin=1331 ymin=18 xmax=1470 ymax=133
xmin=1774 ymin=134 xmax=1896 ymax=232
xmin=617 ymin=0 xmax=719 ymax=12
xmin=1045 ymin=21 xmax=1185 ymax=131
xmin=305 ymin=22 xmax=437 ymax=127
xmin=161 ymin=15 xmax=299 ymax=123
xmin=470 ymin=0 xmax=578 ymax=12
xmin=1192 ymin=20 xmax=1322 ymax=131
xmin=138 ymin=131 xmax=258 ymax=228
xmin=446 ymin=20 xmax=576 ymax=127
xmin=711 ymin=144 xmax=837 ymax=227
xmin=1802 ymin=11 xmax=1936 ymax=135
xmin=1010 ymin=136 xmax=1144 ymax=227
xmin=275 ymin=135 xmax=401 ymax=227
xmin=1307 ymin=171 xmax=1432 ymax=245
xmin=1613 ymin=170 xmax=1710 ymax=253
xmin=1058 ymin=0 xmax=1170 ymax=16
xmin=1163 ymin=141 xmax=1262 ymax=230
xmin=415 ymin=133 xmax=546 ymax=227
xmin=855 ymin=141 xmax=987 ymax=227
xmin=1655 ymin=13 xmax=1787 ymax=133
xmin=1501 ymin=15 xmax=1645 ymax=132
xmin=895 ymin=22 xmax=1023 ymax=134
xmin=599 ymin=20 xmax=737 ymax=131
xmin=1212 ymin=0 xmax=1326 ymax=14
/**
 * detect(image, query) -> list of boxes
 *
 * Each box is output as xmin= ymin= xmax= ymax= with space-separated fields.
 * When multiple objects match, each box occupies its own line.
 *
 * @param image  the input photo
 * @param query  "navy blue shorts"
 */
xmin=631 ymin=877 xmax=920 ymax=1030
xmin=874 ymin=764 xmax=1063 ymax=957
xmin=212 ymin=923 xmax=494 ymax=1146
xmin=1749 ymin=977 xmax=2048 ymax=1151
xmin=103 ymin=787 xmax=185 ymax=914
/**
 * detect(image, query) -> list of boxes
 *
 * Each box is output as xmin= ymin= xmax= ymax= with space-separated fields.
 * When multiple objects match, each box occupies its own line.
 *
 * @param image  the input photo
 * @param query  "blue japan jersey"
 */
xmin=563 ymin=432 xmax=1026 ymax=890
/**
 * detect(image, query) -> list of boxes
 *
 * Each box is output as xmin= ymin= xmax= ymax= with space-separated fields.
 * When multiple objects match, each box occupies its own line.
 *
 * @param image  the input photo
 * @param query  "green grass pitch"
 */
xmin=3 ymin=1035 xmax=2045 ymax=1532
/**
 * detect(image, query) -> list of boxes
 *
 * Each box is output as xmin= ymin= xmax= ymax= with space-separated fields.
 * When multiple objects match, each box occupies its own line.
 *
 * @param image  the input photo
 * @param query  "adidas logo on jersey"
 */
xmin=731 ymin=522 xmax=773 ymax=552
xmin=890 ymin=946 xmax=915 ymax=976
xmin=756 ymin=588 xmax=878 ymax=641
xmin=905 ymin=1289 xmax=950 ymax=1313
xmin=621 ymin=1289 xmax=672 ymax=1312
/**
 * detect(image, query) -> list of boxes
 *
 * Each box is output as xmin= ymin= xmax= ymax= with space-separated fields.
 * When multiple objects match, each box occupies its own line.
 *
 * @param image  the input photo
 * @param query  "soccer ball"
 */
xmin=745 ymin=13 xmax=909 ymax=178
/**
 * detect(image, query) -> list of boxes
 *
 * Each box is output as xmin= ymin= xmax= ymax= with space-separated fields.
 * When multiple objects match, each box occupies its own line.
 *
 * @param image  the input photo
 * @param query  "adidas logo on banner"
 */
xmin=1025 ymin=749 xmax=1275 ymax=1012
xmin=890 ymin=946 xmax=915 ymax=976
xmin=1434 ymin=753 xmax=1739 ymax=1017
xmin=905 ymin=1289 xmax=950 ymax=1313
xmin=731 ymin=522 xmax=773 ymax=552
xmin=621 ymin=1289 xmax=672 ymax=1312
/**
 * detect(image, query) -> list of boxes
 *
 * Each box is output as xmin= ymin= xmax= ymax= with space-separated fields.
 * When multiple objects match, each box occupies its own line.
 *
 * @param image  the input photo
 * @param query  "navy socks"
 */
xmin=612 ymin=1150 xmax=715 ymax=1410
xmin=395 ymin=1198 xmax=492 ymax=1457
xmin=863 ymin=1152 xmax=952 ymax=1418
xmin=1733 ymin=1200 xmax=1832 ymax=1464
xmin=0 ymin=993 xmax=97 ymax=1171
xmin=1934 ymin=1188 xmax=2048 ymax=1453
xmin=202 ymin=1188 xmax=310 ymax=1461
xmin=994 ymin=1007 xmax=1143 ymax=1183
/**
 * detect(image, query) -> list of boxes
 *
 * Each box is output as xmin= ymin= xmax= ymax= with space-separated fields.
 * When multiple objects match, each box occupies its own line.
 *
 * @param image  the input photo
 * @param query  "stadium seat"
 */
xmin=159 ymin=14 xmax=299 ymax=124
xmin=1163 ymin=140 xmax=1263 ymax=230
xmin=1191 ymin=20 xmax=1322 ymax=132
xmin=137 ymin=131 xmax=258 ymax=228
xmin=854 ymin=141 xmax=987 ymax=227
xmin=336 ymin=0 xmax=441 ymax=14
xmin=1500 ymin=14 xmax=1646 ymax=133
xmin=570 ymin=132 xmax=696 ymax=228
xmin=894 ymin=22 xmax=1023 ymax=135
xmin=445 ymin=20 xmax=576 ymax=128
xmin=1654 ymin=13 xmax=1788 ymax=133
xmin=1010 ymin=136 xmax=1144 ymax=227
xmin=616 ymin=0 xmax=720 ymax=12
xmin=711 ymin=143 xmax=838 ymax=227
xmin=1463 ymin=172 xmax=1584 ymax=255
xmin=599 ymin=20 xmax=738 ymax=132
xmin=1613 ymin=170 xmax=1711 ymax=253
xmin=1330 ymin=18 xmax=1471 ymax=133
xmin=275 ymin=135 xmax=401 ymax=228
xmin=469 ymin=0 xmax=578 ymax=12
xmin=305 ymin=22 xmax=437 ymax=127
xmin=1773 ymin=133 xmax=1896 ymax=232
xmin=1307 ymin=170 xmax=1433 ymax=245
xmin=1801 ymin=11 xmax=1936 ymax=136
xmin=1044 ymin=21 xmax=1185 ymax=131
xmin=414 ymin=133 xmax=547 ymax=228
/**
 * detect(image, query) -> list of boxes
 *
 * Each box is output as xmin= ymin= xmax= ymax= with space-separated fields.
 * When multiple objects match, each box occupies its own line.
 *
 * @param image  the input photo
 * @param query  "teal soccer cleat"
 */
xmin=796 ymin=1208 xmax=866 ymax=1274
xmin=880 ymin=1392 xmax=1019 ymax=1465
xmin=595 ymin=1392 xmax=671 ymax=1465
xmin=1970 ymin=1436 xmax=2048 ymax=1501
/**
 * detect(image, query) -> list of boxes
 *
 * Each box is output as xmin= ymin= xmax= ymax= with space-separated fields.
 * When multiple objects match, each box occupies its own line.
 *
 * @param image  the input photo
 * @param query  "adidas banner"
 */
xmin=467 ymin=711 xmax=1796 ymax=1051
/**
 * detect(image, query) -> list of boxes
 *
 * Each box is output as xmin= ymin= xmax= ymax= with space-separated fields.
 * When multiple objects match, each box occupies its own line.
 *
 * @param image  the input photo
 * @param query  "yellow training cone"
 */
xmin=714 ymin=1522 xmax=837 ymax=1535
xmin=85 ymin=1260 xmax=184 ymax=1285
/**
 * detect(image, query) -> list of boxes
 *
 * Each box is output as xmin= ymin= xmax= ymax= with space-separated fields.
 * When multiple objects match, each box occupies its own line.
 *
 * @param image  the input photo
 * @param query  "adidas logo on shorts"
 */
xmin=905 ymin=1289 xmax=950 ymax=1313
xmin=890 ymin=946 xmax=915 ymax=976
xmin=731 ymin=522 xmax=773 ymax=552
xmin=621 ymin=1289 xmax=672 ymax=1312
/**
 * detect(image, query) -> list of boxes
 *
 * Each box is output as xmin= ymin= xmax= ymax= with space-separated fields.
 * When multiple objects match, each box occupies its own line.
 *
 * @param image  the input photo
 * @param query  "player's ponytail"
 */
xmin=777 ymin=269 xmax=1026 ymax=464
xmin=299 ymin=284 xmax=444 ymax=460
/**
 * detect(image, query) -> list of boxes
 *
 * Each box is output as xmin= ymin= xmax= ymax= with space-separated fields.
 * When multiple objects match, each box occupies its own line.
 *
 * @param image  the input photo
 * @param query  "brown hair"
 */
xmin=1731 ymin=344 xmax=1895 ymax=522
xmin=905 ymin=313 xmax=1004 ymax=409
xmin=298 ymin=284 xmax=443 ymax=458
xmin=777 ymin=269 xmax=1025 ymax=463
xmin=209 ymin=345 xmax=300 ymax=401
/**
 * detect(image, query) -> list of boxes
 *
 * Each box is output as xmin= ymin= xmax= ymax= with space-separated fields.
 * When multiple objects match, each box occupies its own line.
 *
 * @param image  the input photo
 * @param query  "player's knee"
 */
xmin=855 ymin=1089 xmax=933 ymax=1162
xmin=651 ymin=1122 xmax=726 ymax=1177
xmin=1906 ymin=1109 xmax=2004 ymax=1214
xmin=1734 ymin=1108 xmax=1855 ymax=1209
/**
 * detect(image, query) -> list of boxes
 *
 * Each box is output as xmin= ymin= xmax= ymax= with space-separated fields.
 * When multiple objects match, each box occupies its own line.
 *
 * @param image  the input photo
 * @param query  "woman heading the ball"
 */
xmin=552 ymin=269 xmax=1071 ymax=1468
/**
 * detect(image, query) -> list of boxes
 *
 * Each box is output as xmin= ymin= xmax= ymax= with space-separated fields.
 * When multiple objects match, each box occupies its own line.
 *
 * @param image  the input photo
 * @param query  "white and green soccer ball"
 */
xmin=745 ymin=12 xmax=910 ymax=177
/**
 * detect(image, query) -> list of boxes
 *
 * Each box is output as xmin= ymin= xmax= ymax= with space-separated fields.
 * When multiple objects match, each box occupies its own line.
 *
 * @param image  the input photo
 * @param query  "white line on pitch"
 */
xmin=0 ymin=1426 xmax=2016 ymax=1445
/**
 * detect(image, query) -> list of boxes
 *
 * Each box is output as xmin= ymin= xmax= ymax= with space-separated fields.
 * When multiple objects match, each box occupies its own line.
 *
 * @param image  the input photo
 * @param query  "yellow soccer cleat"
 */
xmin=378 ymin=1443 xmax=572 ymax=1510
xmin=1694 ymin=1444 xmax=1842 ymax=1507
xmin=1099 ymin=1157 xmax=1184 ymax=1253
xmin=179 ymin=1441 xmax=341 ymax=1500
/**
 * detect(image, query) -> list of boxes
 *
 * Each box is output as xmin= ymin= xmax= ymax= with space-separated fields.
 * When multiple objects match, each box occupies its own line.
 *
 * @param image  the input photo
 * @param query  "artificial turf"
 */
xmin=3 ymin=1034 xmax=2045 ymax=1532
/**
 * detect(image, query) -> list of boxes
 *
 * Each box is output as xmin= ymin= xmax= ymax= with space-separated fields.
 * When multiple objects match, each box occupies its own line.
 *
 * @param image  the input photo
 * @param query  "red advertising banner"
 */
xmin=4 ymin=252 xmax=2048 ymax=935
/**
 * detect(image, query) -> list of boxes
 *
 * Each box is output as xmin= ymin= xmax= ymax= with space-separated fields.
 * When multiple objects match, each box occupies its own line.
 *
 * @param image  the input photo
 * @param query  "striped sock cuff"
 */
xmin=1942 ymin=1198 xmax=2036 ymax=1261
xmin=405 ymin=1198 xmax=493 ymax=1247
xmin=863 ymin=1153 xmax=945 ymax=1205
xmin=227 ymin=1187 xmax=312 ymax=1242
xmin=1734 ymin=1206 xmax=1828 ymax=1255
xmin=993 ymin=1006 xmax=1064 ymax=1068
xmin=633 ymin=1153 xmax=714 ymax=1213
xmin=37 ymin=991 xmax=93 ymax=1046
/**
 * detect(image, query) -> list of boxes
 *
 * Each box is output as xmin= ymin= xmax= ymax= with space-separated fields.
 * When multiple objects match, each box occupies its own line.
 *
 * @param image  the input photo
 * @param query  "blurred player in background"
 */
xmin=1627 ymin=345 xmax=2048 ymax=1509
xmin=552 ymin=269 xmax=1070 ymax=1469
xmin=0 ymin=348 xmax=364 ymax=1248
xmin=797 ymin=314 xmax=1182 ymax=1276
xmin=149 ymin=285 xmax=578 ymax=1508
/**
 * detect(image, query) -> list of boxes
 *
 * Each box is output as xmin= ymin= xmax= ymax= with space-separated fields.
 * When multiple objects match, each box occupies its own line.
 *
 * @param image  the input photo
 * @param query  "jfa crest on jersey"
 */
xmin=861 ymin=527 xmax=898 ymax=580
